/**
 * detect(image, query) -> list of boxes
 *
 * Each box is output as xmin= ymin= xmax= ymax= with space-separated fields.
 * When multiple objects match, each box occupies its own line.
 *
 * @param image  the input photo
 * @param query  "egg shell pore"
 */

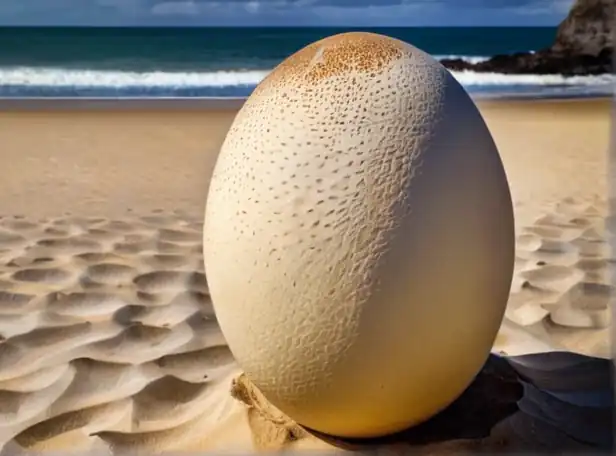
xmin=203 ymin=32 xmax=515 ymax=438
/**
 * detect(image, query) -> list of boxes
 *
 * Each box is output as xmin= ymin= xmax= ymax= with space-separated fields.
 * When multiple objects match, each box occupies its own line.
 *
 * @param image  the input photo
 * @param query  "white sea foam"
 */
xmin=0 ymin=67 xmax=270 ymax=88
xmin=434 ymin=55 xmax=490 ymax=64
xmin=452 ymin=70 xmax=615 ymax=88
xmin=0 ymin=64 xmax=613 ymax=93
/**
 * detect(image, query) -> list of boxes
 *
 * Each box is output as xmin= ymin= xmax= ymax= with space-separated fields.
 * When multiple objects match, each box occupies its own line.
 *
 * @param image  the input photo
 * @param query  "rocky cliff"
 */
xmin=441 ymin=0 xmax=615 ymax=75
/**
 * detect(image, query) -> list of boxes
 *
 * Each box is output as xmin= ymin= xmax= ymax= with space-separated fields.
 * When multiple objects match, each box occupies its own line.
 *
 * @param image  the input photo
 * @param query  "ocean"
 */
xmin=0 ymin=26 xmax=613 ymax=99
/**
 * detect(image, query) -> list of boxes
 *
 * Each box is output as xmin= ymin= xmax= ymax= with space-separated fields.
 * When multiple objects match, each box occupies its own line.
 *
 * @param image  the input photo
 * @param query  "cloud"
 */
xmin=245 ymin=1 xmax=262 ymax=13
xmin=0 ymin=0 xmax=575 ymax=26
xmin=151 ymin=1 xmax=200 ymax=16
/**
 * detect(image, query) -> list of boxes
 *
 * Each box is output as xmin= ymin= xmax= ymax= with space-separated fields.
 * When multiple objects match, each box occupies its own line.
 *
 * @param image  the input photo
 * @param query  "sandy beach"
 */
xmin=0 ymin=97 xmax=611 ymax=453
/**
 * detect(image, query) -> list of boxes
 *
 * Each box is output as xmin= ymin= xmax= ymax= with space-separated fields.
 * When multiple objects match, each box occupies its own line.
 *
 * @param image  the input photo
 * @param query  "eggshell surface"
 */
xmin=203 ymin=32 xmax=515 ymax=438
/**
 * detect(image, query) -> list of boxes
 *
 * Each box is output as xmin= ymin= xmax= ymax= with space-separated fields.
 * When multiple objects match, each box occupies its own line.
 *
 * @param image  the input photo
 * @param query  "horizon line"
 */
xmin=0 ymin=24 xmax=561 ymax=29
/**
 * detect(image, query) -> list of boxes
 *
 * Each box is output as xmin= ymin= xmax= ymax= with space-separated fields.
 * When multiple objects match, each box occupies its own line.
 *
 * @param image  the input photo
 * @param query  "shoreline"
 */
xmin=0 ymin=93 xmax=612 ymax=111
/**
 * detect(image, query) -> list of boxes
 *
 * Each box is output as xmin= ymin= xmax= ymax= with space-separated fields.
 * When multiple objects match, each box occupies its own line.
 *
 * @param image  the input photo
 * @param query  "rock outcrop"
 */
xmin=440 ymin=0 xmax=615 ymax=75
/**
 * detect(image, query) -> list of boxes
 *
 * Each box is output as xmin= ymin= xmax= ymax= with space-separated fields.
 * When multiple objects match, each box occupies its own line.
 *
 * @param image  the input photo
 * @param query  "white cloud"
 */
xmin=151 ymin=1 xmax=200 ymax=15
xmin=245 ymin=1 xmax=261 ymax=13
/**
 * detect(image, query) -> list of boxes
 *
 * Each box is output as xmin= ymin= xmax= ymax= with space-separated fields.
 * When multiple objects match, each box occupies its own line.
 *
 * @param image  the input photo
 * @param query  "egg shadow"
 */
xmin=300 ymin=352 xmax=613 ymax=454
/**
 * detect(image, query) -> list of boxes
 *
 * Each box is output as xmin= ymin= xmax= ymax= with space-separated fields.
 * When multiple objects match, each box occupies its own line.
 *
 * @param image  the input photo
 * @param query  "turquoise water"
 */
xmin=0 ymin=26 xmax=612 ymax=98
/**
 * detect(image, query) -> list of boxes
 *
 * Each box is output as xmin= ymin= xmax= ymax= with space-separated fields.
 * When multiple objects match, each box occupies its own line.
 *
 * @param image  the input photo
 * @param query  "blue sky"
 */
xmin=0 ymin=0 xmax=575 ymax=26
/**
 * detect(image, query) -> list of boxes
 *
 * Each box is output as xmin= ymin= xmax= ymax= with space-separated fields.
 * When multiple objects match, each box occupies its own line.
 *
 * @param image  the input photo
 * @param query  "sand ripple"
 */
xmin=133 ymin=271 xmax=207 ymax=294
xmin=0 ymin=203 xmax=610 ymax=453
xmin=505 ymin=197 xmax=611 ymax=357
xmin=0 ymin=213 xmax=238 ymax=453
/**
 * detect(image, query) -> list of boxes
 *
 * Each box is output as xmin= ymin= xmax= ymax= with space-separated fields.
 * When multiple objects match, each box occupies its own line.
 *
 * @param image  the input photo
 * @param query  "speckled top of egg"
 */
xmin=203 ymin=32 xmax=515 ymax=438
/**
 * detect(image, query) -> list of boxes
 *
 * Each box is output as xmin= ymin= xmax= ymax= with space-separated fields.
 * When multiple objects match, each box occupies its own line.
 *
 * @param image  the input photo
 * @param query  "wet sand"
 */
xmin=0 ymin=97 xmax=611 ymax=453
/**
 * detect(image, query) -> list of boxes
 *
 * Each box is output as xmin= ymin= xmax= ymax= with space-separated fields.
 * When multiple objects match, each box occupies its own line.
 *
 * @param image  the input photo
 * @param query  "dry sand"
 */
xmin=0 ymin=98 xmax=611 ymax=453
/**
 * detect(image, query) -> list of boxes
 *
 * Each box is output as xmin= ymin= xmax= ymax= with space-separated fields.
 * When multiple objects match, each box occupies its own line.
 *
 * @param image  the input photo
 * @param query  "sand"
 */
xmin=0 ymin=97 xmax=611 ymax=453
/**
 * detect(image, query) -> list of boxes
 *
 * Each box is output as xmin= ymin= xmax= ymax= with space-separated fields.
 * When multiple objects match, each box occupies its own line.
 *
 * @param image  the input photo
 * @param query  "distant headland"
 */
xmin=440 ymin=0 xmax=614 ymax=76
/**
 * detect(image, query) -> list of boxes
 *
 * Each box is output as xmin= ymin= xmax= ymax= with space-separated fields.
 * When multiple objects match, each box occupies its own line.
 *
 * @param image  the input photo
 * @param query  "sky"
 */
xmin=0 ymin=0 xmax=576 ymax=27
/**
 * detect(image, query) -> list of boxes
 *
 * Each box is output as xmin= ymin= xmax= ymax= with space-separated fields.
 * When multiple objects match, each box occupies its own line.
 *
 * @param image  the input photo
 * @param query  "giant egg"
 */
xmin=203 ymin=32 xmax=515 ymax=438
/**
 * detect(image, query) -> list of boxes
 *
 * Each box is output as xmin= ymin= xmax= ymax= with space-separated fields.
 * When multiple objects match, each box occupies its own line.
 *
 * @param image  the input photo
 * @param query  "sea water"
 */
xmin=0 ymin=26 xmax=613 ymax=99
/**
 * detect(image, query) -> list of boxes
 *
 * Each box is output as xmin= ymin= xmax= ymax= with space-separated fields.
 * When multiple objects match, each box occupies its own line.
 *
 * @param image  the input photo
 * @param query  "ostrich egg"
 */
xmin=203 ymin=32 xmax=515 ymax=438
